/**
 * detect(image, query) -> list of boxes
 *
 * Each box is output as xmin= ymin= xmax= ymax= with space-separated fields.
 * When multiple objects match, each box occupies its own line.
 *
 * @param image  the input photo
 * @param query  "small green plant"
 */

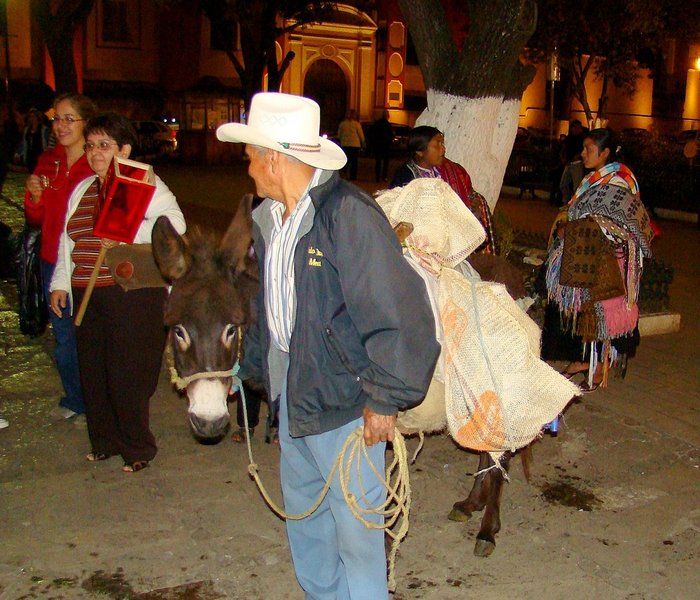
xmin=493 ymin=211 xmax=515 ymax=258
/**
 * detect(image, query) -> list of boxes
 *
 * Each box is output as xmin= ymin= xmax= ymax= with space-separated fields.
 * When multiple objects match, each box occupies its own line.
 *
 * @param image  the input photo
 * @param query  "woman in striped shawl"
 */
xmin=542 ymin=128 xmax=654 ymax=390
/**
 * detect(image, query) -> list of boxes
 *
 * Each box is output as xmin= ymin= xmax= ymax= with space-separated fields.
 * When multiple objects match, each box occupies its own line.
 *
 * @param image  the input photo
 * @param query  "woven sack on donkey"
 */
xmin=438 ymin=269 xmax=579 ymax=460
xmin=377 ymin=179 xmax=579 ymax=462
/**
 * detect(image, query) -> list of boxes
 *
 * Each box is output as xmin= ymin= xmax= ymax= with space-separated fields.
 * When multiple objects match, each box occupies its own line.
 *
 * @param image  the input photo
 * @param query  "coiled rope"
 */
xmin=235 ymin=368 xmax=411 ymax=593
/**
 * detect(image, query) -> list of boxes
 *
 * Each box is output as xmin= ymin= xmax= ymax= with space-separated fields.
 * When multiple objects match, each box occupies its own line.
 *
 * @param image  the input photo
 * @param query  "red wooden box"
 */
xmin=93 ymin=157 xmax=156 ymax=243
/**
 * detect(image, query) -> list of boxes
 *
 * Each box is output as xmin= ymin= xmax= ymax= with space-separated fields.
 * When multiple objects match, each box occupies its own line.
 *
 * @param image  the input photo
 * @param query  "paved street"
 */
xmin=1 ymin=162 xmax=698 ymax=599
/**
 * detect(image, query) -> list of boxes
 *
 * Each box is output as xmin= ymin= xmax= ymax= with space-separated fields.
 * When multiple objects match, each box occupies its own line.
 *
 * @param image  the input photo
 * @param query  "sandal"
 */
xmin=231 ymin=427 xmax=254 ymax=444
xmin=86 ymin=452 xmax=112 ymax=462
xmin=122 ymin=460 xmax=149 ymax=473
xmin=560 ymin=370 xmax=586 ymax=381
xmin=579 ymin=380 xmax=602 ymax=394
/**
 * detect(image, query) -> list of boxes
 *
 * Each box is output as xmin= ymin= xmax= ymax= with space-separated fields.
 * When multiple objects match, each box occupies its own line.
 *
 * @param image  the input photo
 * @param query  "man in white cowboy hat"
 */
xmin=217 ymin=92 xmax=439 ymax=599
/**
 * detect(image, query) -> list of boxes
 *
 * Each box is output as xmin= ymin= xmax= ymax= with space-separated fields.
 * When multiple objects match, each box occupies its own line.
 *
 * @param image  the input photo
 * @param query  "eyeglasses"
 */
xmin=84 ymin=141 xmax=118 ymax=152
xmin=52 ymin=115 xmax=84 ymax=125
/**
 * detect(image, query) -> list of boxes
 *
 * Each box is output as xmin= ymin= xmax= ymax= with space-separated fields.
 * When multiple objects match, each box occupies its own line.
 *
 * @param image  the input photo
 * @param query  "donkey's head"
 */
xmin=153 ymin=194 xmax=258 ymax=441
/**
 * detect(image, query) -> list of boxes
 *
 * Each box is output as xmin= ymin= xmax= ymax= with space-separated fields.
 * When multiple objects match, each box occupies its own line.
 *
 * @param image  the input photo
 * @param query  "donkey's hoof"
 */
xmin=473 ymin=538 xmax=496 ymax=557
xmin=448 ymin=506 xmax=472 ymax=523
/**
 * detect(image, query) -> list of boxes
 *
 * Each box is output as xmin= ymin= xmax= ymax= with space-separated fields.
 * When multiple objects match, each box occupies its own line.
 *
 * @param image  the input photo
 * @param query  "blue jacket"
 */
xmin=240 ymin=170 xmax=440 ymax=437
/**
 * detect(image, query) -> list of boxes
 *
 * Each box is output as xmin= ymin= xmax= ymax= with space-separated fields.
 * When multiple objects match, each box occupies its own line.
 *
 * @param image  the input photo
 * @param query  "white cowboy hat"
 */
xmin=216 ymin=92 xmax=347 ymax=170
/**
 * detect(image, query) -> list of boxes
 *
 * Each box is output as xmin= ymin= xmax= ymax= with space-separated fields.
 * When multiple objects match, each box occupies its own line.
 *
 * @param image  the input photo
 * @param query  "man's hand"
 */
xmin=362 ymin=407 xmax=396 ymax=447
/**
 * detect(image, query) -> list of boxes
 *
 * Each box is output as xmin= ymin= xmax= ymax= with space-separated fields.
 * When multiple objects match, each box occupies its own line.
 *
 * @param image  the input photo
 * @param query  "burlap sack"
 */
xmin=439 ymin=269 xmax=579 ymax=456
xmin=377 ymin=179 xmax=579 ymax=461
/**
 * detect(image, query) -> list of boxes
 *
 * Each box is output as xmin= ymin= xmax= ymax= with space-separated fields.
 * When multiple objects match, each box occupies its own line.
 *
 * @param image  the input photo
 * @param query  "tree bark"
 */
xmin=398 ymin=0 xmax=537 ymax=210
xmin=32 ymin=0 xmax=96 ymax=93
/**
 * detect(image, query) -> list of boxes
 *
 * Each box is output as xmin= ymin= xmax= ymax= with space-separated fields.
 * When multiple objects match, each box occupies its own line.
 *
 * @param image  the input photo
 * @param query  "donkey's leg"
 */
xmin=448 ymin=452 xmax=493 ymax=523
xmin=473 ymin=453 xmax=512 ymax=557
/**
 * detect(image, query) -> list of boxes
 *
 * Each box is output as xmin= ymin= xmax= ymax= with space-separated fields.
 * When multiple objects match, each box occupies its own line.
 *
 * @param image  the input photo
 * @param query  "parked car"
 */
xmin=390 ymin=124 xmax=411 ymax=155
xmin=131 ymin=120 xmax=177 ymax=158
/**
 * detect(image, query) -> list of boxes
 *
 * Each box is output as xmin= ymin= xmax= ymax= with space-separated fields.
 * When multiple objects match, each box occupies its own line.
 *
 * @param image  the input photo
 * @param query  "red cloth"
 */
xmin=23 ymin=146 xmax=94 ymax=264
xmin=437 ymin=158 xmax=473 ymax=206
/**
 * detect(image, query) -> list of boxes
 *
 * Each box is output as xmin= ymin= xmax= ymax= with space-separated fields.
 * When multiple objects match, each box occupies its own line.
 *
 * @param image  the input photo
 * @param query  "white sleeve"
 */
xmin=133 ymin=174 xmax=186 ymax=243
xmin=49 ymin=229 xmax=71 ymax=293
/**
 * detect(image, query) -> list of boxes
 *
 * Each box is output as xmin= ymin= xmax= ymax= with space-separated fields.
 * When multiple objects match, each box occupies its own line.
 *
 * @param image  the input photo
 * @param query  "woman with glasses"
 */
xmin=24 ymin=93 xmax=98 ymax=424
xmin=49 ymin=112 xmax=186 ymax=473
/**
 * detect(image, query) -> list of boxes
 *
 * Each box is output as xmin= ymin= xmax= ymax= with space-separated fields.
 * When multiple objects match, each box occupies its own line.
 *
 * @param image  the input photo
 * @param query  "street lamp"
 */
xmin=682 ymin=55 xmax=700 ymax=128
xmin=548 ymin=45 xmax=561 ymax=149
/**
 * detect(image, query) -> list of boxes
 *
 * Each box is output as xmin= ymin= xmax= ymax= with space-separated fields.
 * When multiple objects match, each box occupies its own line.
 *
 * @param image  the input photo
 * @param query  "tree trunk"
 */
xmin=32 ymin=0 xmax=96 ymax=93
xmin=597 ymin=74 xmax=609 ymax=120
xmin=399 ymin=0 xmax=537 ymax=211
xmin=417 ymin=91 xmax=521 ymax=210
xmin=45 ymin=35 xmax=78 ymax=93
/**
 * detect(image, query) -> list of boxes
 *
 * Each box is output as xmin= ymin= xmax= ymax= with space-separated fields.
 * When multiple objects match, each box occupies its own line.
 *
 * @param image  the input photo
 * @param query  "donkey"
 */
xmin=152 ymin=193 xmax=535 ymax=557
xmin=152 ymin=194 xmax=260 ymax=440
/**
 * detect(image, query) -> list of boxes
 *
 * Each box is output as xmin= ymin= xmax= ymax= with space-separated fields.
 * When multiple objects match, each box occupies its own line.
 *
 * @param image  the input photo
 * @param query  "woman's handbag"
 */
xmin=559 ymin=216 xmax=625 ymax=300
xmin=105 ymin=243 xmax=166 ymax=291
xmin=15 ymin=224 xmax=49 ymax=337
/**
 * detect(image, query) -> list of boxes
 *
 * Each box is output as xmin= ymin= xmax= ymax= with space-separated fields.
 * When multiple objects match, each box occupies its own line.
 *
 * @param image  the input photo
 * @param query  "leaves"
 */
xmin=527 ymin=0 xmax=699 ymax=120
xmin=198 ymin=0 xmax=339 ymax=107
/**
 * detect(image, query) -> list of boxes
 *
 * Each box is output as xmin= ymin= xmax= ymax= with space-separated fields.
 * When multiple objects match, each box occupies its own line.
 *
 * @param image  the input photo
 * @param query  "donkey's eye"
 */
xmin=172 ymin=325 xmax=191 ymax=350
xmin=222 ymin=324 xmax=237 ymax=349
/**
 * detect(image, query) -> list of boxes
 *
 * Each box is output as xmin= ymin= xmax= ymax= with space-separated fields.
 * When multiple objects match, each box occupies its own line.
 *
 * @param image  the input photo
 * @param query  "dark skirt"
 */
xmin=541 ymin=302 xmax=640 ymax=364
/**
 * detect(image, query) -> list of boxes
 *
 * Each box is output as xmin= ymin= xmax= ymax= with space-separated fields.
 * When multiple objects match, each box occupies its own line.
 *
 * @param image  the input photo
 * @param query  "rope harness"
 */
xmin=169 ymin=326 xmax=411 ymax=592
xmin=168 ymin=326 xmax=245 ymax=390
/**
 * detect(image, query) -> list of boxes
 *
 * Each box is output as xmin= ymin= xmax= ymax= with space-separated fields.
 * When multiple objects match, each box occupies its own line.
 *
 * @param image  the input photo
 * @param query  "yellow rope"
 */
xmin=246 ymin=426 xmax=411 ymax=593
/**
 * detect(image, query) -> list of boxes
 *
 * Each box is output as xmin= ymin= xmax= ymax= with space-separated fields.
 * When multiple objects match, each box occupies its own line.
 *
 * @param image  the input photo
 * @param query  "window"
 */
xmin=97 ymin=0 xmax=141 ymax=49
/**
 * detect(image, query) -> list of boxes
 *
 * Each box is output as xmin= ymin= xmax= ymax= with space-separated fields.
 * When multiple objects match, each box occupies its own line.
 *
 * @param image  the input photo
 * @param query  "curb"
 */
xmin=638 ymin=311 xmax=681 ymax=336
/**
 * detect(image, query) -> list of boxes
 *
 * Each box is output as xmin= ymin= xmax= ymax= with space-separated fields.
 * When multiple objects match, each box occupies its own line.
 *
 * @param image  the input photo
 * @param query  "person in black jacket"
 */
xmin=217 ymin=93 xmax=440 ymax=600
xmin=370 ymin=110 xmax=394 ymax=182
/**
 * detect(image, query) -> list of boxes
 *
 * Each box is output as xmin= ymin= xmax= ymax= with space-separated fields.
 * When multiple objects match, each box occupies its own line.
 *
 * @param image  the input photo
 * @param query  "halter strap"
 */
xmin=169 ymin=325 xmax=244 ymax=390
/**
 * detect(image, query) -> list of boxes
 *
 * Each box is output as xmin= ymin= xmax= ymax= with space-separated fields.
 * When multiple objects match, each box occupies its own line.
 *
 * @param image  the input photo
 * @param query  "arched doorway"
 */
xmin=304 ymin=59 xmax=347 ymax=139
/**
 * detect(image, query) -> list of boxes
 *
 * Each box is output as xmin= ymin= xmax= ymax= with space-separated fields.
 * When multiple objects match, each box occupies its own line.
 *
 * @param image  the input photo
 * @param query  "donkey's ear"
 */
xmin=220 ymin=193 xmax=254 ymax=274
xmin=152 ymin=216 xmax=191 ymax=282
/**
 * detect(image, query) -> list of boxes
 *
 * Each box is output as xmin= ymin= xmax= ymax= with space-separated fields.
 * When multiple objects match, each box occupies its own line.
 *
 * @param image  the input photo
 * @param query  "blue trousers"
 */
xmin=279 ymin=374 xmax=389 ymax=600
xmin=41 ymin=260 xmax=84 ymax=414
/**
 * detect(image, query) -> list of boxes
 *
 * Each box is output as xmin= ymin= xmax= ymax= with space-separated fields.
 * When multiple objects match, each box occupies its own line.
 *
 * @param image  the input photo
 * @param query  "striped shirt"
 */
xmin=265 ymin=169 xmax=321 ymax=353
xmin=67 ymin=179 xmax=114 ymax=288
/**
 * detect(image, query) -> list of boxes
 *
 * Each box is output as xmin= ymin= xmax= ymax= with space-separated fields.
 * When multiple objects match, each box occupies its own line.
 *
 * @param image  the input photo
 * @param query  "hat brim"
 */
xmin=216 ymin=122 xmax=347 ymax=171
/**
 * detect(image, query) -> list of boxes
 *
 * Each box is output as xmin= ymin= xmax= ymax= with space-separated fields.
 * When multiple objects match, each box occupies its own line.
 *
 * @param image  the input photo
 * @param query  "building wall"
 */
xmin=1 ymin=1 xmax=40 ymax=80
xmin=3 ymin=1 xmax=698 ymax=139
xmin=84 ymin=0 xmax=159 ymax=83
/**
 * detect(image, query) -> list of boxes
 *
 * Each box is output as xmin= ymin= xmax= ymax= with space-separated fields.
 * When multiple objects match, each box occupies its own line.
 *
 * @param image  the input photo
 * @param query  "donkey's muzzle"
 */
xmin=188 ymin=412 xmax=231 ymax=439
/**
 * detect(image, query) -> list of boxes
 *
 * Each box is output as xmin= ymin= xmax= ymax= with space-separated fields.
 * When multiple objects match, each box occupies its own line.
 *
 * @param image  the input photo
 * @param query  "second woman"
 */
xmin=50 ymin=113 xmax=186 ymax=473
